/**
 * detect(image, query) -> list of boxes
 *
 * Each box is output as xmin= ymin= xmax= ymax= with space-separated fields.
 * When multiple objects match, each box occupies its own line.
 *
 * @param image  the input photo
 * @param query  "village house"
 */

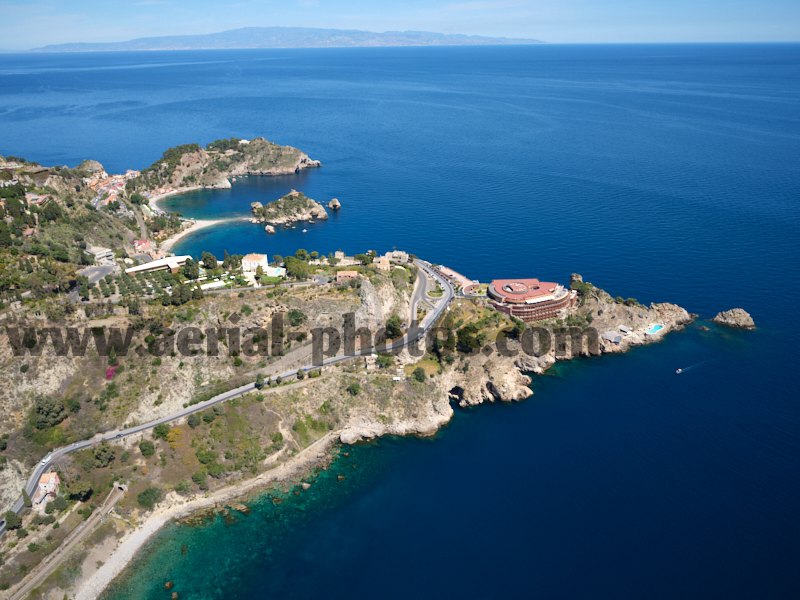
xmin=241 ymin=253 xmax=270 ymax=273
xmin=336 ymin=270 xmax=360 ymax=283
xmin=32 ymin=471 xmax=61 ymax=508
xmin=374 ymin=256 xmax=391 ymax=271
xmin=87 ymin=244 xmax=115 ymax=265
xmin=133 ymin=239 xmax=153 ymax=254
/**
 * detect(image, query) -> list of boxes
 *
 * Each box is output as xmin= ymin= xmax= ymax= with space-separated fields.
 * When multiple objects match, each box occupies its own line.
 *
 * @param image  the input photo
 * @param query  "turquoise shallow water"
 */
xmin=1 ymin=44 xmax=799 ymax=598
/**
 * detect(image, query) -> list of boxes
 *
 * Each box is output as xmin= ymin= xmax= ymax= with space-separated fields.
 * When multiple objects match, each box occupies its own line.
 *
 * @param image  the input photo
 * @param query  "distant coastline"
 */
xmin=31 ymin=26 xmax=543 ymax=53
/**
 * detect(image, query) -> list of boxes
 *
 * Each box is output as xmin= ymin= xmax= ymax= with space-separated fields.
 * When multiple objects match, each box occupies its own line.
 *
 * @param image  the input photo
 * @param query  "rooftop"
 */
xmin=489 ymin=278 xmax=561 ymax=303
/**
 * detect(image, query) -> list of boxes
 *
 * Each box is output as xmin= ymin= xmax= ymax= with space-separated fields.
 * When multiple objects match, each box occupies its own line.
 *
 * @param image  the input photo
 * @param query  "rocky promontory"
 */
xmin=129 ymin=137 xmax=320 ymax=193
xmin=712 ymin=308 xmax=755 ymax=329
xmin=251 ymin=190 xmax=328 ymax=225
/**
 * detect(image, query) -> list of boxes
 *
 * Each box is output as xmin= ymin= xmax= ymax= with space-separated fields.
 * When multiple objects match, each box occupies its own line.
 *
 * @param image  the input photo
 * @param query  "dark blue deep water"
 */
xmin=1 ymin=45 xmax=799 ymax=598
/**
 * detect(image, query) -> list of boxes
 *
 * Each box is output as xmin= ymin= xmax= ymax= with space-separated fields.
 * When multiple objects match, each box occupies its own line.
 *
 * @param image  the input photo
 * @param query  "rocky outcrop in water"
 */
xmin=713 ymin=308 xmax=755 ymax=329
xmin=251 ymin=190 xmax=328 ymax=225
xmin=328 ymin=198 xmax=341 ymax=210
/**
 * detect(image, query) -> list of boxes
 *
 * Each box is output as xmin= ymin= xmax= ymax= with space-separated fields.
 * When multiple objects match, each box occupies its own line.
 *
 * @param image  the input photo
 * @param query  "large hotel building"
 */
xmin=487 ymin=278 xmax=577 ymax=322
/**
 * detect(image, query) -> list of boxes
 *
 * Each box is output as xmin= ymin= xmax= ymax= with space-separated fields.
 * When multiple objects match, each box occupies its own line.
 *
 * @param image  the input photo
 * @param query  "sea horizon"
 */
xmin=1 ymin=42 xmax=798 ymax=598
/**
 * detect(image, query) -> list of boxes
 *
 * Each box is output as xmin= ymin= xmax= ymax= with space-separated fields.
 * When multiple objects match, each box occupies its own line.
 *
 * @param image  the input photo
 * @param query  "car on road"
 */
xmin=41 ymin=455 xmax=51 ymax=466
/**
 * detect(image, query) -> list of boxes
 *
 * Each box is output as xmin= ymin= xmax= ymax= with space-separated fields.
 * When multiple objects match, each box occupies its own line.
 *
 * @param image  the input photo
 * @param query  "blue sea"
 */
xmin=1 ymin=44 xmax=799 ymax=598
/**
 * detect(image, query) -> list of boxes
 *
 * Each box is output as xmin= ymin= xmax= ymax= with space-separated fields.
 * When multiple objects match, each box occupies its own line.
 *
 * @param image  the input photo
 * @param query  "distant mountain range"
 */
xmin=33 ymin=27 xmax=542 ymax=53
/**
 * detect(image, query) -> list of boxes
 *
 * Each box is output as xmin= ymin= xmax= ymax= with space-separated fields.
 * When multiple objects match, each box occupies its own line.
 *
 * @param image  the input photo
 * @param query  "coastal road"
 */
xmin=0 ymin=260 xmax=454 ymax=538
xmin=9 ymin=484 xmax=126 ymax=600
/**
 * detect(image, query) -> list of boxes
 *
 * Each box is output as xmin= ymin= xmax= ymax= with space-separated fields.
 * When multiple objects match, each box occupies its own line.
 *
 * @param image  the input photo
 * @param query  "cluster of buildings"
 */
xmin=85 ymin=170 xmax=138 ymax=209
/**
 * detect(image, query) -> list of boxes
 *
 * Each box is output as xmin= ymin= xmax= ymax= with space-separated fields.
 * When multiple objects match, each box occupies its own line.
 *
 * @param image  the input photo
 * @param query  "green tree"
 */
xmin=183 ymin=258 xmax=200 ymax=280
xmin=355 ymin=253 xmax=373 ymax=265
xmin=138 ymin=439 xmax=155 ymax=457
xmin=153 ymin=423 xmax=170 ymax=440
xmin=136 ymin=487 xmax=163 ymax=510
xmin=412 ymin=367 xmax=427 ymax=382
xmin=31 ymin=396 xmax=67 ymax=429
xmin=456 ymin=323 xmax=484 ymax=354
xmin=187 ymin=413 xmax=201 ymax=428
xmin=385 ymin=314 xmax=403 ymax=340
xmin=50 ymin=496 xmax=68 ymax=512
xmin=284 ymin=256 xmax=310 ymax=280
xmin=22 ymin=488 xmax=31 ymax=508
xmin=201 ymin=251 xmax=218 ymax=270
xmin=346 ymin=382 xmax=361 ymax=396
xmin=93 ymin=443 xmax=115 ymax=468
xmin=3 ymin=510 xmax=21 ymax=530
xmin=0 ymin=222 xmax=12 ymax=247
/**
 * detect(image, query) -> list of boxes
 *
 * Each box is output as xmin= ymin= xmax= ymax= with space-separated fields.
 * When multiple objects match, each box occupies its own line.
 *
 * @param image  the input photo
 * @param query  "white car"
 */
xmin=41 ymin=455 xmax=51 ymax=466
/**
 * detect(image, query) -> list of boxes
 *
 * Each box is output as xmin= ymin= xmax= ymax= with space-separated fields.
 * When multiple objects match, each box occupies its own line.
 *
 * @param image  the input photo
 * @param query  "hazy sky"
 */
xmin=1 ymin=0 xmax=799 ymax=50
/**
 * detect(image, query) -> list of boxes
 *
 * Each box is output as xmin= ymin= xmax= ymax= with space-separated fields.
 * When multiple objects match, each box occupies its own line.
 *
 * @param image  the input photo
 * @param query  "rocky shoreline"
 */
xmin=45 ymin=272 xmax=743 ymax=599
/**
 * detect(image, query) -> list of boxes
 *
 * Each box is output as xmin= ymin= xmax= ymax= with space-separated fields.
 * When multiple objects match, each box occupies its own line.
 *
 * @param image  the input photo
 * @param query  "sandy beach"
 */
xmin=146 ymin=185 xmax=205 ymax=214
xmin=75 ymin=432 xmax=339 ymax=600
xmin=159 ymin=216 xmax=246 ymax=252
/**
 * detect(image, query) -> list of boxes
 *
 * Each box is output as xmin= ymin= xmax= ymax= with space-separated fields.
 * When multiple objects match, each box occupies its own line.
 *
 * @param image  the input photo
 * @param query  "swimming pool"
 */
xmin=646 ymin=324 xmax=665 ymax=335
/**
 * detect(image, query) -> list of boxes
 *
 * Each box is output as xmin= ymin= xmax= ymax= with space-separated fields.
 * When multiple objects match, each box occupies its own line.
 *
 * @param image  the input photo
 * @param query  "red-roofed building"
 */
xmin=488 ymin=278 xmax=576 ymax=322
xmin=32 ymin=471 xmax=61 ymax=507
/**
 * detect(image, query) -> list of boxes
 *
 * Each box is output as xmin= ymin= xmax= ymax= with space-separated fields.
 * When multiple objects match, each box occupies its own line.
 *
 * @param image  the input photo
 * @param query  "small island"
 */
xmin=129 ymin=137 xmax=320 ymax=194
xmin=250 ymin=190 xmax=328 ymax=226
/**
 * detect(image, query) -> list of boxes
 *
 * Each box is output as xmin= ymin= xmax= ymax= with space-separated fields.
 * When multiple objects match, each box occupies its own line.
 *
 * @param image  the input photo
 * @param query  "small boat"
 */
xmin=302 ymin=228 xmax=308 ymax=233
xmin=675 ymin=368 xmax=683 ymax=374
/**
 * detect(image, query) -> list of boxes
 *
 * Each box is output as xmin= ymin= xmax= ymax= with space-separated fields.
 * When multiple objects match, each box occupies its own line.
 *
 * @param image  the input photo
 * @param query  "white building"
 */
xmin=125 ymin=255 xmax=192 ymax=275
xmin=241 ymin=253 xmax=270 ymax=273
xmin=87 ymin=245 xmax=114 ymax=265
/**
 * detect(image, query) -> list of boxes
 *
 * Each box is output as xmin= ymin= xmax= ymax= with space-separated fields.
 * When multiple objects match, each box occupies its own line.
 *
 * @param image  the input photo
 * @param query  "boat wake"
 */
xmin=676 ymin=361 xmax=708 ymax=374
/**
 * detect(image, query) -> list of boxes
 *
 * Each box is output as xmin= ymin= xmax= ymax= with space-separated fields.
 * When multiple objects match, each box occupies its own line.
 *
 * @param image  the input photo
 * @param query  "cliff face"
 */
xmin=132 ymin=137 xmax=320 ymax=192
xmin=338 ymin=278 xmax=696 ymax=445
xmin=250 ymin=190 xmax=328 ymax=225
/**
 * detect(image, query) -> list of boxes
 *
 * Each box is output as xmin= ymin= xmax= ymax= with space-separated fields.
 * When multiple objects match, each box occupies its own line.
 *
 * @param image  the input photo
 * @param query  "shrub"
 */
xmin=191 ymin=470 xmax=207 ymax=487
xmin=187 ymin=413 xmax=201 ymax=428
xmin=412 ymin=367 xmax=426 ymax=382
xmin=287 ymin=309 xmax=306 ymax=327
xmin=376 ymin=354 xmax=394 ymax=368
xmin=346 ymin=382 xmax=361 ymax=396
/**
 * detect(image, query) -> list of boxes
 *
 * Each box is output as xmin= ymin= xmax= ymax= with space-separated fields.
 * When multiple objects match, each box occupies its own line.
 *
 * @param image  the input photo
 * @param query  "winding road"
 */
xmin=0 ymin=259 xmax=454 ymax=537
